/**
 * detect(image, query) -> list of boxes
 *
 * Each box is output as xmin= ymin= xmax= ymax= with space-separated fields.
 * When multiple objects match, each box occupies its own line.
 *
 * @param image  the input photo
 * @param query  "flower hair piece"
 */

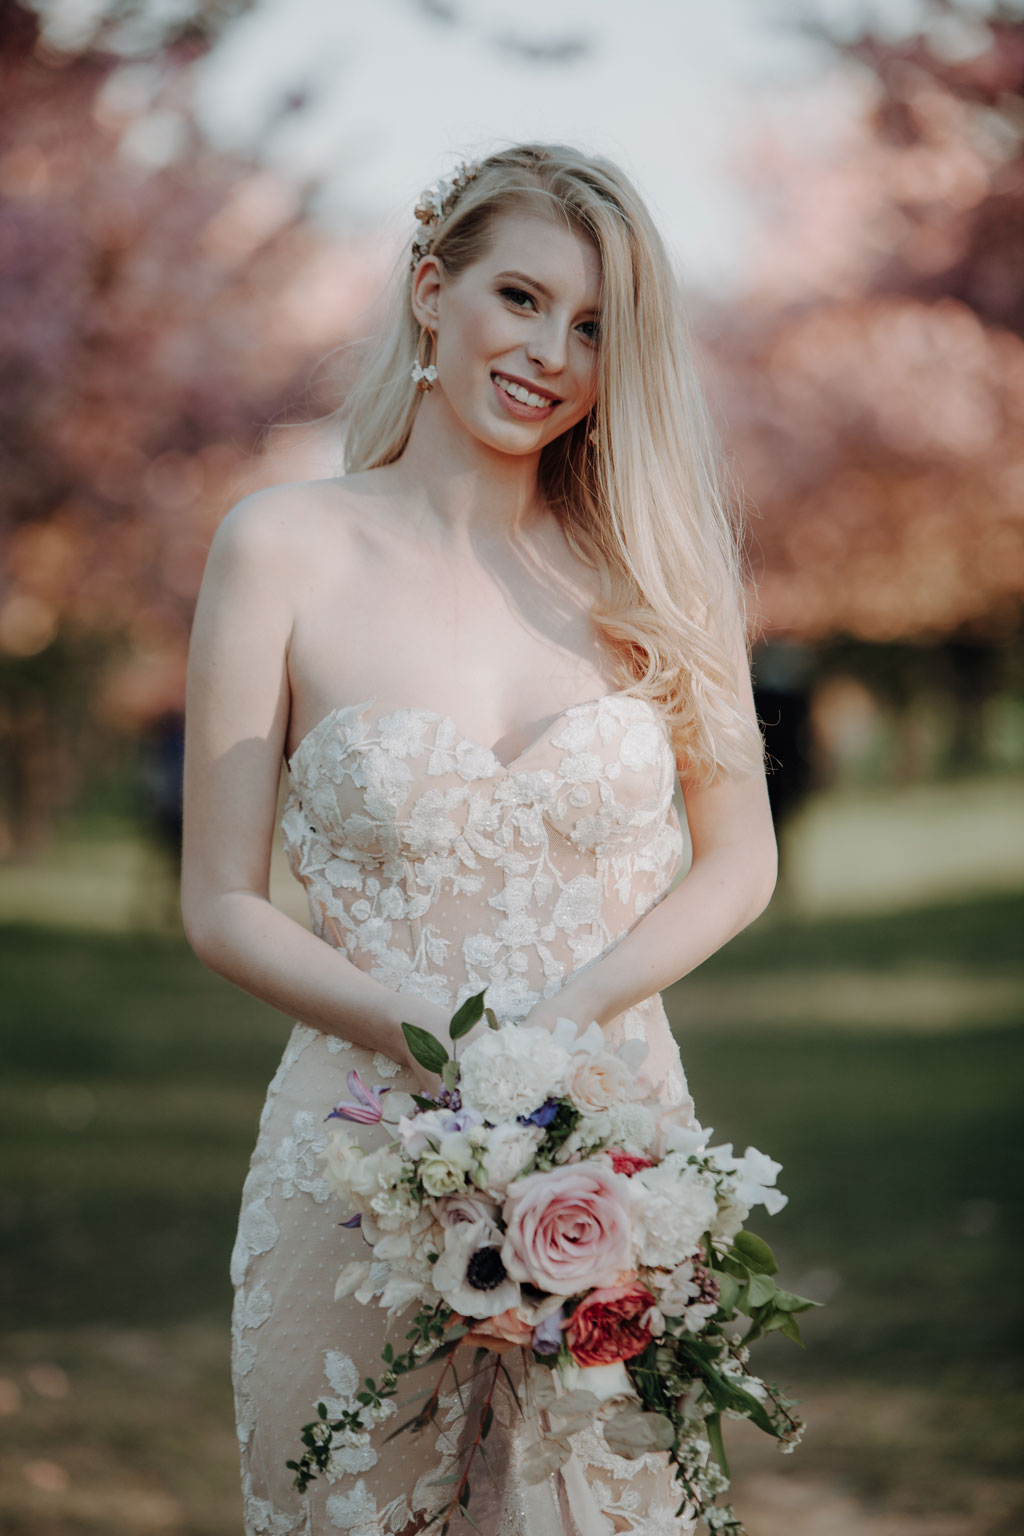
xmin=410 ymin=160 xmax=479 ymax=270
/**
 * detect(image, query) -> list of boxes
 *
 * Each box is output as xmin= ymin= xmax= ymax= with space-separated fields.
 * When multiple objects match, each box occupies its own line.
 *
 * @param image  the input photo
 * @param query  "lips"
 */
xmin=491 ymin=372 xmax=561 ymax=417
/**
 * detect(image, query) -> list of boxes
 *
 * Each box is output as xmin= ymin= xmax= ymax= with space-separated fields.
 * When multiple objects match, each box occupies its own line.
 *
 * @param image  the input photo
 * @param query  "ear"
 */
xmin=410 ymin=255 xmax=444 ymax=330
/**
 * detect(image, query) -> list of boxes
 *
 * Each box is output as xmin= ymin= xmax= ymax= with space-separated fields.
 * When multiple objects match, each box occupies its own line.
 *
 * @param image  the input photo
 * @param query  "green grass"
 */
xmin=0 ymin=890 xmax=1022 ymax=1532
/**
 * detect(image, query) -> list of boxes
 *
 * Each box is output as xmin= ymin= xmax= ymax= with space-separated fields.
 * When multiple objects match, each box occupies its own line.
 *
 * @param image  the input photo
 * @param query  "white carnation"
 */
xmin=472 ymin=1122 xmax=543 ymax=1195
xmin=458 ymin=1025 xmax=569 ymax=1121
xmin=630 ymin=1155 xmax=718 ymax=1268
xmin=600 ymin=1101 xmax=655 ymax=1152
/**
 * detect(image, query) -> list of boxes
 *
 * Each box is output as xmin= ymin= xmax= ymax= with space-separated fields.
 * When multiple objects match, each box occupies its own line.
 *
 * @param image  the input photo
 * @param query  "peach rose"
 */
xmin=460 ymin=1307 xmax=535 ymax=1351
xmin=565 ymin=1051 xmax=637 ymax=1114
xmin=564 ymin=1283 xmax=657 ymax=1367
xmin=501 ymin=1164 xmax=632 ymax=1294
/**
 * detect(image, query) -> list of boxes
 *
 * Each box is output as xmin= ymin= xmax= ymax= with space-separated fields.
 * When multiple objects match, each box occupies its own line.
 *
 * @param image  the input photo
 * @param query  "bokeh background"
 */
xmin=1 ymin=0 xmax=1022 ymax=1531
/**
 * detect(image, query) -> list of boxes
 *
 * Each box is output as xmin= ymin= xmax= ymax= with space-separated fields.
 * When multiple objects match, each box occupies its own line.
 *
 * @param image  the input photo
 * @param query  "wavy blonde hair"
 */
xmin=340 ymin=142 xmax=765 ymax=784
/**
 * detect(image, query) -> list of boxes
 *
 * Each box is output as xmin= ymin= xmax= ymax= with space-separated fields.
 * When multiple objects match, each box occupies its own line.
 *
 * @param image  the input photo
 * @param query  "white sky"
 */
xmin=189 ymin=0 xmax=982 ymax=295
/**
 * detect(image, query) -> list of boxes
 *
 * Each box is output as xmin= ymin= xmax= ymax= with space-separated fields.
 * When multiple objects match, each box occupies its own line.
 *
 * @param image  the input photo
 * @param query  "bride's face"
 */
xmin=413 ymin=208 xmax=602 ymax=455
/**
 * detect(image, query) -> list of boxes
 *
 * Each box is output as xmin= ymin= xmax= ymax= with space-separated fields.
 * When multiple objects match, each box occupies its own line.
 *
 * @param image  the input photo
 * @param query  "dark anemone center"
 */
xmin=465 ymin=1247 xmax=508 ymax=1291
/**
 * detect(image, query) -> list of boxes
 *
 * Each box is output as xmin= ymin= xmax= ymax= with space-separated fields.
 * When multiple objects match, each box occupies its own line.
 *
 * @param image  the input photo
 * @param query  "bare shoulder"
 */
xmin=210 ymin=476 xmax=357 ymax=567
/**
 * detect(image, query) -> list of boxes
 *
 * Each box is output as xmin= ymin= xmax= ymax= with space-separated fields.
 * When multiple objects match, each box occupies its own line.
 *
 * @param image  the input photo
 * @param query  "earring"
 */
xmin=411 ymin=326 xmax=438 ymax=392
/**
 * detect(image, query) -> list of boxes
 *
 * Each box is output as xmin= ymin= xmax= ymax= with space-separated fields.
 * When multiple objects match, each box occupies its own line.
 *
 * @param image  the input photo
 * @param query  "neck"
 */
xmin=384 ymin=389 xmax=552 ymax=548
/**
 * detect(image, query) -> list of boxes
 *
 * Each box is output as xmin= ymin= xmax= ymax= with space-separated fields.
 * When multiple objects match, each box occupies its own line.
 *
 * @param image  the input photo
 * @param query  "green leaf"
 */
xmin=746 ymin=1273 xmax=777 ymax=1307
xmin=718 ymin=1253 xmax=753 ymax=1282
xmin=449 ymin=991 xmax=486 ymax=1039
xmin=712 ymin=1272 xmax=742 ymax=1314
xmin=481 ymin=1405 xmax=494 ymax=1440
xmin=722 ymin=1381 xmax=776 ymax=1435
xmin=484 ymin=1007 xmax=501 ymax=1031
xmin=777 ymin=1312 xmax=805 ymax=1347
xmin=773 ymin=1288 xmax=823 ymax=1313
xmin=442 ymin=1058 xmax=460 ymax=1091
xmin=732 ymin=1230 xmax=778 ymax=1275
xmin=317 ymin=1401 xmax=327 ymax=1420
xmin=706 ymin=1412 xmax=729 ymax=1477
xmin=401 ymin=1022 xmax=449 ymax=1074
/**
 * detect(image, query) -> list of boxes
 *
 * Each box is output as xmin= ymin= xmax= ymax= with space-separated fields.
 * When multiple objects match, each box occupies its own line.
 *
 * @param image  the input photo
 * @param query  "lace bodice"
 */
xmin=280 ymin=690 xmax=685 ymax=1035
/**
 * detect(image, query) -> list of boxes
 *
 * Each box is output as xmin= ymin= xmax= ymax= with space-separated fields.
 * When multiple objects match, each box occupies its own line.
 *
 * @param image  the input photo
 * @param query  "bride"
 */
xmin=181 ymin=142 xmax=777 ymax=1536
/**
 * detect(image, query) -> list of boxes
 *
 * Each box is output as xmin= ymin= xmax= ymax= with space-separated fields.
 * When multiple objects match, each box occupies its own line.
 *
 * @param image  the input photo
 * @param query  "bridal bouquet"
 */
xmin=288 ymin=993 xmax=820 ymax=1534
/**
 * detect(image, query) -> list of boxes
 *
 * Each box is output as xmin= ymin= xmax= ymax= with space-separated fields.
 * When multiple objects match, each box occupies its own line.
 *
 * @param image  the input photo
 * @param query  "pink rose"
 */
xmin=501 ymin=1164 xmax=633 ymax=1294
xmin=564 ymin=1283 xmax=658 ymax=1366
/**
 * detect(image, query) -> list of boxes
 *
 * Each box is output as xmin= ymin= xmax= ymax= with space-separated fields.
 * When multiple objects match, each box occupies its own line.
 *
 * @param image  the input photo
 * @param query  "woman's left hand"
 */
xmin=518 ymin=978 xmax=610 ymax=1036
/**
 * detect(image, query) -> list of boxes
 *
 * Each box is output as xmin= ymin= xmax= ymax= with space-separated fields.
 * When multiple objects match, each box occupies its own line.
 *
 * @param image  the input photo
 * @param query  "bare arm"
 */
xmin=180 ymin=488 xmax=449 ymax=1078
xmin=527 ymin=623 xmax=777 ymax=1029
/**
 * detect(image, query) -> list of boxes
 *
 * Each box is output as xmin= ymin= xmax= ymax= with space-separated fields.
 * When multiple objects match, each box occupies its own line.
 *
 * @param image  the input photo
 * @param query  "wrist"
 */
xmin=558 ymin=969 xmax=617 ymax=1029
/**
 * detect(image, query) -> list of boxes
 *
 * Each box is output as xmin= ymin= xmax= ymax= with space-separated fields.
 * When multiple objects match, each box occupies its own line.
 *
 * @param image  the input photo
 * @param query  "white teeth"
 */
xmin=495 ymin=374 xmax=552 ymax=409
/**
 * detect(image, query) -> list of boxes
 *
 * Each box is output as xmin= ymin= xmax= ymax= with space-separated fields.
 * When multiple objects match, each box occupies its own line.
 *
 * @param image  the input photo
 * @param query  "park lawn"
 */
xmin=0 ymin=890 xmax=1022 ymax=1534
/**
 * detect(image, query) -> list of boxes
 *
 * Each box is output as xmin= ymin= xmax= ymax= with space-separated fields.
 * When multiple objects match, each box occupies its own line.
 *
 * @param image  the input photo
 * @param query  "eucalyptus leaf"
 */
xmin=400 ymin=1022 xmax=449 ymax=1074
xmin=441 ymin=1058 xmax=460 ymax=1091
xmin=521 ymin=1434 xmax=573 ymax=1484
xmin=602 ymin=1406 xmax=675 ymax=1459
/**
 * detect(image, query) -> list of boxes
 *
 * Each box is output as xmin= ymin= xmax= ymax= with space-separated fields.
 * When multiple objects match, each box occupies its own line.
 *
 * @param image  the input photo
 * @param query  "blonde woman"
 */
xmin=182 ymin=142 xmax=777 ymax=1536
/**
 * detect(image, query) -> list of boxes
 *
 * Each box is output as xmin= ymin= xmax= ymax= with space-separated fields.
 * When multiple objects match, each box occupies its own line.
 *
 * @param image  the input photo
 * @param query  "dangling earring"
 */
xmin=411 ymin=326 xmax=438 ymax=392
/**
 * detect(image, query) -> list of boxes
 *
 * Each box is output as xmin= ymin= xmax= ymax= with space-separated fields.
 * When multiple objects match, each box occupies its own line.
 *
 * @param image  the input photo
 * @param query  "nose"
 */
xmin=527 ymin=315 xmax=569 ymax=374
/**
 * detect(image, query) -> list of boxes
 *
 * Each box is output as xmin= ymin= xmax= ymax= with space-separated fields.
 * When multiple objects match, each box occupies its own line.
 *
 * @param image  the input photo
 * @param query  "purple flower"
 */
xmin=519 ymin=1097 xmax=560 ymax=1129
xmin=532 ymin=1309 xmax=564 ymax=1355
xmin=326 ymin=1070 xmax=390 ymax=1124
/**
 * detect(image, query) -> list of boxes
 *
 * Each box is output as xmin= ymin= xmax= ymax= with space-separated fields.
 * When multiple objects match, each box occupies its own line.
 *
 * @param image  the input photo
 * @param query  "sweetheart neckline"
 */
xmin=285 ymin=688 xmax=667 ymax=776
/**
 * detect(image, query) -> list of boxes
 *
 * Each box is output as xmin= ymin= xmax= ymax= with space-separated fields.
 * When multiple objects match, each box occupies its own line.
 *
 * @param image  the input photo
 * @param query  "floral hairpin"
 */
xmin=410 ymin=160 xmax=479 ymax=270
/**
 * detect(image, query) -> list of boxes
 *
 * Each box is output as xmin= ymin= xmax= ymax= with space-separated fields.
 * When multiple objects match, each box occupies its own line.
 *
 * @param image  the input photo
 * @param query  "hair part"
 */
xmin=340 ymin=142 xmax=766 ymax=784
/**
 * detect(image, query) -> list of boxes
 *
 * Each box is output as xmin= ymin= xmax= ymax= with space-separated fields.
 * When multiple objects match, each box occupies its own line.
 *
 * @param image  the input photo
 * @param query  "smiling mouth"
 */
xmin=491 ymin=372 xmax=561 ymax=409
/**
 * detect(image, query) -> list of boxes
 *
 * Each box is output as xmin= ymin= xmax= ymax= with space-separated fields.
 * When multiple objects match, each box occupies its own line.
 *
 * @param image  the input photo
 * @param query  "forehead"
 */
xmin=473 ymin=208 xmax=602 ymax=301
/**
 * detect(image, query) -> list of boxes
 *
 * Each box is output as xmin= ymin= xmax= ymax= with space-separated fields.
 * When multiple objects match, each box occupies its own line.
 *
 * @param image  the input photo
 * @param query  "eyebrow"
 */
xmin=494 ymin=269 xmax=599 ymax=314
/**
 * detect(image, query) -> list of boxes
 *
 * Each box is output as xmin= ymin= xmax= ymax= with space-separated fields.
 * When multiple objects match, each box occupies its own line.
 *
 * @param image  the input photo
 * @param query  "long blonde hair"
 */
xmin=341 ymin=143 xmax=765 ymax=784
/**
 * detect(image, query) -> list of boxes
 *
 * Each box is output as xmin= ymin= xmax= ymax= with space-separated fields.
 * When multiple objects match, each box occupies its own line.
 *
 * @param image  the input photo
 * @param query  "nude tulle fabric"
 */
xmin=231 ymin=693 xmax=702 ymax=1534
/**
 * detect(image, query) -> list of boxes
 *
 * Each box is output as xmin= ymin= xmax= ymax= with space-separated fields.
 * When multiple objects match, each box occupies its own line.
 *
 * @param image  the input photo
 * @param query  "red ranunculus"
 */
xmin=564 ymin=1284 xmax=657 ymax=1367
xmin=605 ymin=1148 xmax=655 ymax=1178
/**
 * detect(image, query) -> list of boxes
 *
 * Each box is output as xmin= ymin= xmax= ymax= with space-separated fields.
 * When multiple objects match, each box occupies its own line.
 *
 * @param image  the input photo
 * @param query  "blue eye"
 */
xmin=498 ymin=285 xmax=600 ymax=343
xmin=499 ymin=286 xmax=535 ymax=308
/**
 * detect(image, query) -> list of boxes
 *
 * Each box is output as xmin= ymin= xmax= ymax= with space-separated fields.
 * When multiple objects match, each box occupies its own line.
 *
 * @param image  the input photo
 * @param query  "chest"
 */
xmin=285 ymin=522 xmax=620 ymax=764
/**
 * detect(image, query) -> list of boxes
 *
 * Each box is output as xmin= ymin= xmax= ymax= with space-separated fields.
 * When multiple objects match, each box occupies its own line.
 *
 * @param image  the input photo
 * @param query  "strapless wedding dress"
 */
xmin=231 ymin=690 xmax=702 ymax=1535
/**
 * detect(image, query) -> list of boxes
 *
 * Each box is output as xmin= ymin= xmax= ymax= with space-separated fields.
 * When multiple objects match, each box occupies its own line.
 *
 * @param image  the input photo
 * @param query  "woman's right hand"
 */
xmin=393 ymin=1001 xmax=450 ymax=1099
